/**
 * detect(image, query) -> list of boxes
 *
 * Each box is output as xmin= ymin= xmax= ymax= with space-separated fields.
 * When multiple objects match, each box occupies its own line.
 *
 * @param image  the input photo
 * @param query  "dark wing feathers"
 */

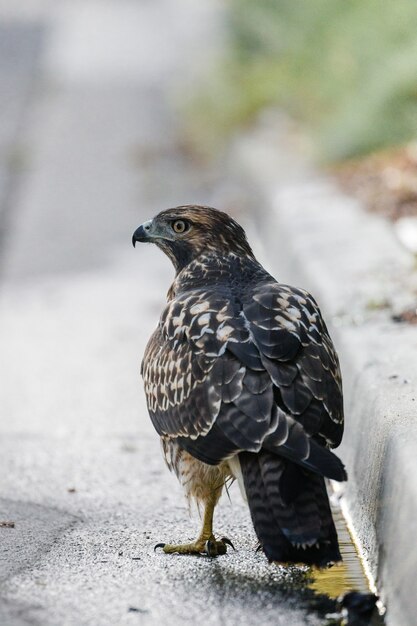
xmin=141 ymin=281 xmax=345 ymax=478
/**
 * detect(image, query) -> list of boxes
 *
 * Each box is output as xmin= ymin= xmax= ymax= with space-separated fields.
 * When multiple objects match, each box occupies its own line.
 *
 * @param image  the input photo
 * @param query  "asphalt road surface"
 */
xmin=0 ymin=2 xmax=342 ymax=625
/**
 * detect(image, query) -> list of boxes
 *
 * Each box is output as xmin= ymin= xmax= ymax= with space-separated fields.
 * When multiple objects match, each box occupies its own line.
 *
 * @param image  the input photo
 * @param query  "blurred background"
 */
xmin=191 ymin=0 xmax=417 ymax=160
xmin=0 ymin=0 xmax=413 ymax=623
xmin=1 ymin=0 xmax=417 ymax=285
xmin=186 ymin=0 xmax=417 ymax=226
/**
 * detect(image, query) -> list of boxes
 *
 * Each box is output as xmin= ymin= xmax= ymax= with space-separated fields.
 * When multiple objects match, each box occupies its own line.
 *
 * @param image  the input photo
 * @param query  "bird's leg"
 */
xmin=155 ymin=493 xmax=234 ymax=557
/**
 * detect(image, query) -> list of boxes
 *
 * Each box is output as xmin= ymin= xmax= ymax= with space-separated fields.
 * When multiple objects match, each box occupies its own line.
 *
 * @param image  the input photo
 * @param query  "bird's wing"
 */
xmin=141 ymin=288 xmax=249 ymax=441
xmin=142 ymin=282 xmax=345 ymax=480
xmin=241 ymin=282 xmax=344 ymax=447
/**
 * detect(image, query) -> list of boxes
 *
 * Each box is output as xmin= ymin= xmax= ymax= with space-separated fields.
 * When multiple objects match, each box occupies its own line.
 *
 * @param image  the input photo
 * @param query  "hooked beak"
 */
xmin=132 ymin=219 xmax=153 ymax=247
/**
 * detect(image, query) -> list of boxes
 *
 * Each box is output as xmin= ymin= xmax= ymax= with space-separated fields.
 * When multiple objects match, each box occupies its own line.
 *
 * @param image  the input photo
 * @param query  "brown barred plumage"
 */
xmin=133 ymin=205 xmax=346 ymax=565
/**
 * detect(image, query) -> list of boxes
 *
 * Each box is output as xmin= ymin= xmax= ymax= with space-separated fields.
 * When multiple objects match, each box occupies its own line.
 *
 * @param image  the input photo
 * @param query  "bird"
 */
xmin=132 ymin=205 xmax=346 ymax=566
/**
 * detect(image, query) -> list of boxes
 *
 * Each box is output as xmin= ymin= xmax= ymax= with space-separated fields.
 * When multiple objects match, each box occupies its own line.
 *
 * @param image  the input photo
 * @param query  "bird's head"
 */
xmin=132 ymin=205 xmax=254 ymax=273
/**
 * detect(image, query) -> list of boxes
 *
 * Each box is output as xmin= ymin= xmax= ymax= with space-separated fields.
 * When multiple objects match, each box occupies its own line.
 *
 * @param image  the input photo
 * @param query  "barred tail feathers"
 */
xmin=238 ymin=450 xmax=341 ymax=566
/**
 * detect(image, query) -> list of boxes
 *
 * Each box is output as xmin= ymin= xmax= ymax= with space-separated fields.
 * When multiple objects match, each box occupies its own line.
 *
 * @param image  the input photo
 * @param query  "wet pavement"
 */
xmin=0 ymin=2 xmax=377 ymax=625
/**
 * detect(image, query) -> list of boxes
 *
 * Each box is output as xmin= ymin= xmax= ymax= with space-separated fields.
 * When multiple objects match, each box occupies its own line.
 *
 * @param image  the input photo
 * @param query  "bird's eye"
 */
xmin=172 ymin=220 xmax=188 ymax=234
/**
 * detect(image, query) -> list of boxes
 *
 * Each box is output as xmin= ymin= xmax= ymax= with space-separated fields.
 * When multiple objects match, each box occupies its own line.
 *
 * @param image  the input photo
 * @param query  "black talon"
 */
xmin=154 ymin=543 xmax=166 ymax=552
xmin=221 ymin=537 xmax=236 ymax=551
xmin=205 ymin=539 xmax=217 ymax=558
xmin=256 ymin=544 xmax=263 ymax=553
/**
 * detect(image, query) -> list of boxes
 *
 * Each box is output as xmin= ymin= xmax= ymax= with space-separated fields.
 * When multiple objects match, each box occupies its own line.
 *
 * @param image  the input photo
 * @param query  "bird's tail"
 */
xmin=239 ymin=450 xmax=341 ymax=566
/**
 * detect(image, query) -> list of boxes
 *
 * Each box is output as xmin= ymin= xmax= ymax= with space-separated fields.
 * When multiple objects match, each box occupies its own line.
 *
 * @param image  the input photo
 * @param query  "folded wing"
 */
xmin=141 ymin=282 xmax=345 ymax=481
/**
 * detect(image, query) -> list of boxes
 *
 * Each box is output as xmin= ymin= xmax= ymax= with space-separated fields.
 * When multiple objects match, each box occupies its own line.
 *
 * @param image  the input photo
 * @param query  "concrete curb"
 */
xmin=234 ymin=113 xmax=417 ymax=626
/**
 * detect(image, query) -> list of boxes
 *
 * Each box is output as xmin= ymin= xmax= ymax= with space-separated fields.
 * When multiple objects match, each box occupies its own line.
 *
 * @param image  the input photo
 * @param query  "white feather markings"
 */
xmin=190 ymin=301 xmax=210 ymax=315
xmin=216 ymin=324 xmax=235 ymax=341
xmin=197 ymin=312 xmax=211 ymax=326
xmin=227 ymin=456 xmax=247 ymax=502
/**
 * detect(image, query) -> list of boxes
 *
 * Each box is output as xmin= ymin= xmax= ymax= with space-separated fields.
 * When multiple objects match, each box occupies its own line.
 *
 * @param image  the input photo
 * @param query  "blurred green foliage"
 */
xmin=189 ymin=0 xmax=417 ymax=161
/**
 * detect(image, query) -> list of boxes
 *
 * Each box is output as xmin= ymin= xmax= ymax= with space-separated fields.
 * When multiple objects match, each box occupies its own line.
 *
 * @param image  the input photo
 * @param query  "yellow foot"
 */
xmin=154 ymin=536 xmax=234 ymax=557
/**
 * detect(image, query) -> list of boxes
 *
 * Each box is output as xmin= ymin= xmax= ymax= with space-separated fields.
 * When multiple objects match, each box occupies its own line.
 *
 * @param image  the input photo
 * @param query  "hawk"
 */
xmin=132 ymin=206 xmax=346 ymax=566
